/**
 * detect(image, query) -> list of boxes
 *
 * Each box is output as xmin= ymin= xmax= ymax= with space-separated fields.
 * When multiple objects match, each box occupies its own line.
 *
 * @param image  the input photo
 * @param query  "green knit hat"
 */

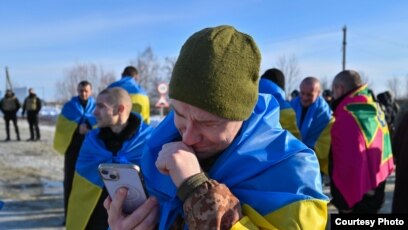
xmin=169 ymin=25 xmax=261 ymax=120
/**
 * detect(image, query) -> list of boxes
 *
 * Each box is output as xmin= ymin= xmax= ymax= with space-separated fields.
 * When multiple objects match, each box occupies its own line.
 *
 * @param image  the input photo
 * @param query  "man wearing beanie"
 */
xmin=259 ymin=68 xmax=300 ymax=138
xmin=104 ymin=25 xmax=328 ymax=229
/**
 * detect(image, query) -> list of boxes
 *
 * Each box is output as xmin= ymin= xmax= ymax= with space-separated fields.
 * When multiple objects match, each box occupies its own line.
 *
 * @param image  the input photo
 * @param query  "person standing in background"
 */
xmin=259 ymin=68 xmax=300 ymax=138
xmin=108 ymin=66 xmax=150 ymax=124
xmin=290 ymin=77 xmax=334 ymax=175
xmin=53 ymin=81 xmax=96 ymax=224
xmin=391 ymin=101 xmax=408 ymax=213
xmin=330 ymin=70 xmax=394 ymax=213
xmin=0 ymin=89 xmax=21 ymax=141
xmin=66 ymin=87 xmax=152 ymax=230
xmin=22 ymin=88 xmax=41 ymax=141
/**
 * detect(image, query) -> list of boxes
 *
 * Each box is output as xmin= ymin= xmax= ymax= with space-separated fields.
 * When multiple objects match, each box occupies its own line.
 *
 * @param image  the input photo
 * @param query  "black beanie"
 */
xmin=260 ymin=68 xmax=285 ymax=90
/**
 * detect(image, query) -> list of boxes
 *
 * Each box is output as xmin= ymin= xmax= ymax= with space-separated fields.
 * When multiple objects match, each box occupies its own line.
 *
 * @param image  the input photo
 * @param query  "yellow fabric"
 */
xmin=280 ymin=109 xmax=301 ymax=139
xmin=314 ymin=117 xmax=334 ymax=175
xmin=130 ymin=94 xmax=150 ymax=124
xmin=232 ymin=199 xmax=327 ymax=230
xmin=66 ymin=172 xmax=102 ymax=230
xmin=231 ymin=216 xmax=261 ymax=230
xmin=53 ymin=115 xmax=78 ymax=155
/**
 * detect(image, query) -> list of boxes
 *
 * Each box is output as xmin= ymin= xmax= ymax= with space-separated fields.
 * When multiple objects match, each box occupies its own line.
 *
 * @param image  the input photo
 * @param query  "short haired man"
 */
xmin=259 ymin=68 xmax=300 ymax=138
xmin=22 ymin=88 xmax=42 ymax=141
xmin=108 ymin=66 xmax=150 ymax=124
xmin=290 ymin=77 xmax=333 ymax=175
xmin=0 ymin=89 xmax=21 ymax=141
xmin=53 ymin=81 xmax=96 ymax=222
xmin=330 ymin=70 xmax=394 ymax=213
xmin=104 ymin=25 xmax=328 ymax=229
xmin=66 ymin=87 xmax=152 ymax=229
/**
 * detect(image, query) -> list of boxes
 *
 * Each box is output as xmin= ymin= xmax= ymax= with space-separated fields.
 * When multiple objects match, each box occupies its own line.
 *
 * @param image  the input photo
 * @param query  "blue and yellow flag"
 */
xmin=141 ymin=94 xmax=328 ymax=230
xmin=66 ymin=116 xmax=153 ymax=230
xmin=259 ymin=78 xmax=300 ymax=138
xmin=53 ymin=96 xmax=96 ymax=155
xmin=291 ymin=96 xmax=333 ymax=174
xmin=109 ymin=77 xmax=150 ymax=124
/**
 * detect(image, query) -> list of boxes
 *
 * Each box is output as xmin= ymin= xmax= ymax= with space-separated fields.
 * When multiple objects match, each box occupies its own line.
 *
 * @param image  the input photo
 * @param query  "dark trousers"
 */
xmin=331 ymin=180 xmax=386 ymax=213
xmin=63 ymin=132 xmax=85 ymax=219
xmin=4 ymin=113 xmax=20 ymax=140
xmin=27 ymin=111 xmax=40 ymax=140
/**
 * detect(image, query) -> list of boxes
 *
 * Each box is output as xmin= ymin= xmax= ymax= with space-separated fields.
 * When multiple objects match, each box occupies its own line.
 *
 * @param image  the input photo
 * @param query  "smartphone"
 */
xmin=98 ymin=163 xmax=147 ymax=214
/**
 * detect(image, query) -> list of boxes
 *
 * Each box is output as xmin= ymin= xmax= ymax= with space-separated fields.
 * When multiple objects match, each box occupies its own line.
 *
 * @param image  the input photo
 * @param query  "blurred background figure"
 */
xmin=322 ymin=89 xmax=333 ymax=107
xmin=377 ymin=91 xmax=399 ymax=137
xmin=53 ymin=81 xmax=96 ymax=225
xmin=108 ymin=66 xmax=151 ymax=124
xmin=291 ymin=77 xmax=333 ymax=176
xmin=259 ymin=68 xmax=300 ymax=138
xmin=0 ymin=89 xmax=21 ymax=141
xmin=22 ymin=88 xmax=42 ymax=141
xmin=290 ymin=89 xmax=299 ymax=101
xmin=392 ymin=101 xmax=408 ymax=213
xmin=330 ymin=70 xmax=394 ymax=214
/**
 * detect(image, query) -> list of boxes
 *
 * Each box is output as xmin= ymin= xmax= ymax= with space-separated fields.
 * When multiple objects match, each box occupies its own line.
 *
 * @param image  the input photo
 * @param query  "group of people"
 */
xmin=0 ymin=88 xmax=42 ymax=141
xmin=50 ymin=25 xmax=404 ymax=230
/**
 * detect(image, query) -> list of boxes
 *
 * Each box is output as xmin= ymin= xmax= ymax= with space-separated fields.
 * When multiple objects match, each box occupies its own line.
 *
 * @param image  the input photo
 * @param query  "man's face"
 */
xmin=78 ymin=85 xmax=92 ymax=101
xmin=93 ymin=94 xmax=119 ymax=128
xmin=332 ymin=83 xmax=344 ymax=100
xmin=172 ymin=100 xmax=243 ymax=160
xmin=300 ymin=83 xmax=320 ymax=107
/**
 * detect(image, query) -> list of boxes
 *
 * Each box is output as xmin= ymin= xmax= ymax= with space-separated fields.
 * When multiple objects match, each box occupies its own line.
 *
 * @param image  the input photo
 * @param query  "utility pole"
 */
xmin=342 ymin=26 xmax=347 ymax=71
xmin=5 ymin=66 xmax=13 ymax=90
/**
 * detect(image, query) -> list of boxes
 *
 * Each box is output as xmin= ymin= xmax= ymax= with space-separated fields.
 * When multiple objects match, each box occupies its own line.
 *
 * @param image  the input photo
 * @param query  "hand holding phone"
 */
xmin=98 ymin=163 xmax=147 ymax=214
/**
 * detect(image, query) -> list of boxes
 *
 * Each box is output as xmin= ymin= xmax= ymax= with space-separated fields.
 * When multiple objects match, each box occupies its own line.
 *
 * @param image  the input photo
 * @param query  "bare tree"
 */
xmin=129 ymin=47 xmax=162 ymax=109
xmin=405 ymin=74 xmax=408 ymax=99
xmin=55 ymin=63 xmax=116 ymax=102
xmin=387 ymin=76 xmax=400 ymax=99
xmin=276 ymin=54 xmax=301 ymax=99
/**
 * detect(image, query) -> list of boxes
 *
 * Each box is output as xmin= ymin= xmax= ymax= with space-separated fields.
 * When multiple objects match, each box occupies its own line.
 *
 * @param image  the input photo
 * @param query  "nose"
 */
xmin=181 ymin=121 xmax=201 ymax=146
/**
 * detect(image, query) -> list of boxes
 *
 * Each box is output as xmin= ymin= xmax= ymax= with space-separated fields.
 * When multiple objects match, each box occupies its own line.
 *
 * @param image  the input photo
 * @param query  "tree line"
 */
xmin=56 ymin=47 xmax=408 ymax=114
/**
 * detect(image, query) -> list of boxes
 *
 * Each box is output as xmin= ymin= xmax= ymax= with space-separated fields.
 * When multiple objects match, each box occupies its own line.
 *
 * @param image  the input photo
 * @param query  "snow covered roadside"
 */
xmin=0 ymin=119 xmax=64 ymax=229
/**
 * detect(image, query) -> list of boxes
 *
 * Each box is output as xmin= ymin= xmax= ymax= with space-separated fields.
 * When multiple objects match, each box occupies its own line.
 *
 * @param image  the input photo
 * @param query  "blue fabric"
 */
xmin=141 ymin=94 xmax=328 ymax=230
xmin=108 ymin=76 xmax=147 ymax=95
xmin=61 ymin=96 xmax=97 ymax=126
xmin=259 ymin=78 xmax=291 ymax=110
xmin=76 ymin=114 xmax=153 ymax=187
xmin=290 ymin=96 xmax=332 ymax=148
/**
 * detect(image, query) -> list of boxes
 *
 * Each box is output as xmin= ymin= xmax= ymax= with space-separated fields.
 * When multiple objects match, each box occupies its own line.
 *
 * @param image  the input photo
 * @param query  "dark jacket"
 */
xmin=392 ymin=110 xmax=408 ymax=213
xmin=0 ymin=93 xmax=21 ymax=115
xmin=22 ymin=93 xmax=42 ymax=115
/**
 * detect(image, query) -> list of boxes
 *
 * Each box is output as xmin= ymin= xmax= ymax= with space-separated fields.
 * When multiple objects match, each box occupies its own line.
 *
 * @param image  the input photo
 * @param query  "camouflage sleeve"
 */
xmin=180 ymin=175 xmax=242 ymax=230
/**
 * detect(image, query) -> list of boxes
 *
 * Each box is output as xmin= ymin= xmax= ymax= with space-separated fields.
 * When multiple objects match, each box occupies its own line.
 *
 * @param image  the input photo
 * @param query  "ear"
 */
xmin=117 ymin=104 xmax=125 ymax=114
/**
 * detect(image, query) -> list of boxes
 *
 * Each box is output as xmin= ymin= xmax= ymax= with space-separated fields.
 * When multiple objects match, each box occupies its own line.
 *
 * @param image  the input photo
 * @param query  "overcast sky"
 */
xmin=1 ymin=0 xmax=407 ymax=100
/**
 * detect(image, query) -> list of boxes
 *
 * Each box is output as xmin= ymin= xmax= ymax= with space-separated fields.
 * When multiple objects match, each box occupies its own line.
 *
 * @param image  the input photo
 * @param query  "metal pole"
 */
xmin=342 ymin=26 xmax=347 ymax=71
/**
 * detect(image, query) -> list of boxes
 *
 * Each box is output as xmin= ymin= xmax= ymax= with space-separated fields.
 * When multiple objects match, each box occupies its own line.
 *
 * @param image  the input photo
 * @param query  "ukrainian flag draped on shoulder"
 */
xmin=108 ymin=77 xmax=150 ymax=124
xmin=291 ymin=96 xmax=333 ymax=174
xmin=331 ymin=84 xmax=394 ymax=208
xmin=53 ymin=96 xmax=96 ymax=155
xmin=142 ymin=94 xmax=328 ymax=230
xmin=259 ymin=78 xmax=300 ymax=139
xmin=66 ymin=117 xmax=153 ymax=230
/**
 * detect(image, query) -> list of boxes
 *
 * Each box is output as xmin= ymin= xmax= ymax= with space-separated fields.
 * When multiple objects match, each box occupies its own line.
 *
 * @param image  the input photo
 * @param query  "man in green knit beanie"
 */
xmin=104 ymin=25 xmax=328 ymax=229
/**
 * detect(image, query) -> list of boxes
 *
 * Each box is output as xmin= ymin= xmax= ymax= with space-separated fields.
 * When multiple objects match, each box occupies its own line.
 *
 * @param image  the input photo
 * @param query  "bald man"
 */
xmin=66 ymin=87 xmax=153 ymax=230
xmin=330 ymin=70 xmax=394 ymax=213
xmin=291 ymin=77 xmax=334 ymax=175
